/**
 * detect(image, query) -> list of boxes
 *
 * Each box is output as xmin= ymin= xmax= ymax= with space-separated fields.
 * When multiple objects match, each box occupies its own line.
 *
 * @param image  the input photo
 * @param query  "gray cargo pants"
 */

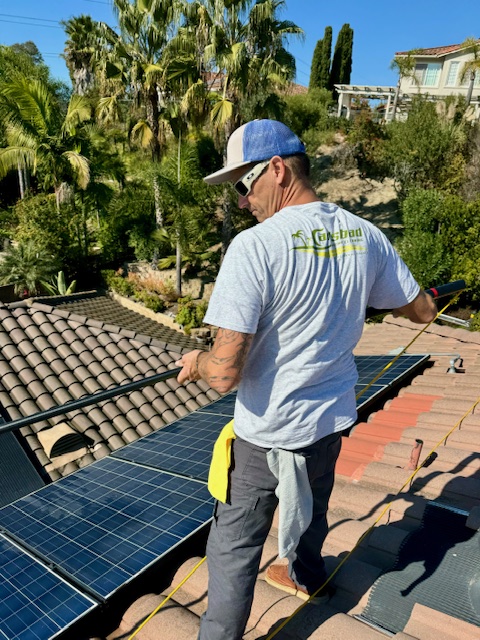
xmin=198 ymin=431 xmax=342 ymax=640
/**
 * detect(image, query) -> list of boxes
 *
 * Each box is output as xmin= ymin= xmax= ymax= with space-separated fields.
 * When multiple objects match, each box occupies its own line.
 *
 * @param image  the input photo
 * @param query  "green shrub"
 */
xmin=469 ymin=311 xmax=480 ymax=332
xmin=395 ymin=189 xmax=453 ymax=288
xmin=101 ymin=269 xmax=116 ymax=288
xmin=101 ymin=269 xmax=135 ymax=297
xmin=283 ymin=88 xmax=334 ymax=136
xmin=347 ymin=112 xmax=387 ymax=179
xmin=133 ymin=290 xmax=166 ymax=313
xmin=395 ymin=188 xmax=480 ymax=299
xmin=175 ymin=295 xmax=208 ymax=334
xmin=378 ymin=96 xmax=468 ymax=198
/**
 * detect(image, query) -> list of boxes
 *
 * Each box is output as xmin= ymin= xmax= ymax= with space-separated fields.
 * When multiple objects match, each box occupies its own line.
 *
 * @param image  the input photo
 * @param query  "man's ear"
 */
xmin=270 ymin=155 xmax=287 ymax=186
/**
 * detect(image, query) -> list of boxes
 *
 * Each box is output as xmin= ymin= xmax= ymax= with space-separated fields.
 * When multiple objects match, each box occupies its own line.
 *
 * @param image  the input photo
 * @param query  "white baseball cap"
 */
xmin=204 ymin=119 xmax=306 ymax=185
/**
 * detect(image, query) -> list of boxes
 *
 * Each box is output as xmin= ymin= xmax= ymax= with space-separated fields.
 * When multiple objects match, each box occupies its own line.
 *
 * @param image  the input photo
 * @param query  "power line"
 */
xmin=0 ymin=18 xmax=62 ymax=29
xmin=0 ymin=13 xmax=59 ymax=23
xmin=295 ymin=56 xmax=311 ymax=70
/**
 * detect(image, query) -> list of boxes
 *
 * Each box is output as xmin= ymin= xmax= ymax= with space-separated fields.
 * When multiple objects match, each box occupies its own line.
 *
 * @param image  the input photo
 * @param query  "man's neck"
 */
xmin=281 ymin=182 xmax=320 ymax=209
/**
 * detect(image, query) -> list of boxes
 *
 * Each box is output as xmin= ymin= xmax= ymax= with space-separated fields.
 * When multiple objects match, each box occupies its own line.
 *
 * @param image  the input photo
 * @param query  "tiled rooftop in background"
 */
xmin=36 ymin=291 xmax=202 ymax=351
xmin=0 ymin=300 xmax=220 ymax=481
xmin=395 ymin=43 xmax=462 ymax=57
xmin=105 ymin=315 xmax=480 ymax=640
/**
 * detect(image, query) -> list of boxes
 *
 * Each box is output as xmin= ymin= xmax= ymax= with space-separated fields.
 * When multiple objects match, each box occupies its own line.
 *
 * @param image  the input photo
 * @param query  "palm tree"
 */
xmin=152 ymin=139 xmax=217 ymax=294
xmin=182 ymin=0 xmax=303 ymax=255
xmin=390 ymin=50 xmax=420 ymax=122
xmin=91 ymin=0 xmax=184 ymax=229
xmin=198 ymin=0 xmax=302 ymax=129
xmin=0 ymin=43 xmax=63 ymax=199
xmin=62 ymin=15 xmax=100 ymax=95
xmin=0 ymin=241 xmax=57 ymax=296
xmin=0 ymin=76 xmax=91 ymax=210
xmin=459 ymin=38 xmax=480 ymax=108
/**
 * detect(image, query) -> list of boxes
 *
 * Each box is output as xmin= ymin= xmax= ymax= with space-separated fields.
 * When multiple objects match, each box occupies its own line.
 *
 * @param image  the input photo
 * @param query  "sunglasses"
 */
xmin=234 ymin=160 xmax=270 ymax=196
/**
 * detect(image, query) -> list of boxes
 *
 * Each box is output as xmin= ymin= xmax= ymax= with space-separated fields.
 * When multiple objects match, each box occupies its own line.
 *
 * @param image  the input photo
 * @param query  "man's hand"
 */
xmin=175 ymin=329 xmax=254 ymax=393
xmin=176 ymin=350 xmax=203 ymax=384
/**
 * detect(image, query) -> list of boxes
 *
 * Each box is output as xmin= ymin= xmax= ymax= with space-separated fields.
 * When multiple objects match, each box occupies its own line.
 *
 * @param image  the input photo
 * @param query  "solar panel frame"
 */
xmin=0 ymin=458 xmax=213 ymax=601
xmin=0 ymin=534 xmax=97 ymax=640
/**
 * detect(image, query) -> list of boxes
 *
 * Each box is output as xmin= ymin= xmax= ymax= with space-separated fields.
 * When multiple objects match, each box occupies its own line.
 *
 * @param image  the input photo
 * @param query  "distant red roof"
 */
xmin=395 ymin=40 xmax=479 ymax=58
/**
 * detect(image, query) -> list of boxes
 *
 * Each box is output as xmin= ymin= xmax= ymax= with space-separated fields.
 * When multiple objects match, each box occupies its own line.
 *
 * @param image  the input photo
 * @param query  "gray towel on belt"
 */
xmin=267 ymin=448 xmax=313 ymax=563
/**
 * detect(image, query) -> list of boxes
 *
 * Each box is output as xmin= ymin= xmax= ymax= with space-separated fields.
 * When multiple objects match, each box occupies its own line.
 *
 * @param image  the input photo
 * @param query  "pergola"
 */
xmin=334 ymin=84 xmax=480 ymax=121
xmin=334 ymin=84 xmax=397 ymax=120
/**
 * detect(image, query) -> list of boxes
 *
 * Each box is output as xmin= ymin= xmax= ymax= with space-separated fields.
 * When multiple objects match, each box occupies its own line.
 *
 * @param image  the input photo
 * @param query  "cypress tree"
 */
xmin=309 ymin=26 xmax=332 ymax=90
xmin=319 ymin=26 xmax=332 ymax=89
xmin=339 ymin=24 xmax=353 ymax=84
xmin=329 ymin=23 xmax=354 ymax=90
xmin=309 ymin=38 xmax=323 ymax=90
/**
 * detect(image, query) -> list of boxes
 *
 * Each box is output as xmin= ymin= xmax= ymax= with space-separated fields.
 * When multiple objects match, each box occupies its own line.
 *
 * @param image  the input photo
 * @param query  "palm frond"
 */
xmin=210 ymin=97 xmax=233 ymax=128
xmin=0 ymin=147 xmax=35 ymax=178
xmin=63 ymin=95 xmax=92 ymax=136
xmin=131 ymin=120 xmax=155 ymax=148
xmin=62 ymin=151 xmax=91 ymax=189
xmin=96 ymin=95 xmax=122 ymax=123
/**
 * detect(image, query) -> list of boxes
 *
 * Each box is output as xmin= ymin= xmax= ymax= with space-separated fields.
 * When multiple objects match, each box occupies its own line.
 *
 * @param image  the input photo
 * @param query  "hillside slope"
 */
xmin=311 ymin=140 xmax=402 ymax=241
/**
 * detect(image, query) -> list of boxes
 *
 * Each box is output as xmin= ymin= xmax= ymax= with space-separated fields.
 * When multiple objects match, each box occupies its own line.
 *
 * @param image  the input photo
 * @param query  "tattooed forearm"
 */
xmin=197 ymin=329 xmax=253 ymax=393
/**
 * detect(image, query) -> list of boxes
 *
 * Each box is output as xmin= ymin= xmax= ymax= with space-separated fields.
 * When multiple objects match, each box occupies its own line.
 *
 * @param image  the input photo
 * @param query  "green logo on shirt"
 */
xmin=292 ymin=227 xmax=365 ymax=257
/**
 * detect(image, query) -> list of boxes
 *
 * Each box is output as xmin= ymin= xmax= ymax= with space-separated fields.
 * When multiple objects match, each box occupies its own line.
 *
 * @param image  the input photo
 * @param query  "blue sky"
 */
xmin=0 ymin=0 xmax=479 ymax=88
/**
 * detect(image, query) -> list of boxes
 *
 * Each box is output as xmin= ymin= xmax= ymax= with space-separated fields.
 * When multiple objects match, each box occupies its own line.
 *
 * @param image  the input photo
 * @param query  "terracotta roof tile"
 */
xmin=147 ymin=415 xmax=166 ymax=431
xmin=2 ymin=344 xmax=21 ymax=360
xmin=173 ymin=405 xmax=190 ymax=419
xmin=396 ymin=42 xmax=479 ymax=57
xmin=17 ymin=368 xmax=37 ymax=386
xmin=25 ymin=352 xmax=44 ymax=369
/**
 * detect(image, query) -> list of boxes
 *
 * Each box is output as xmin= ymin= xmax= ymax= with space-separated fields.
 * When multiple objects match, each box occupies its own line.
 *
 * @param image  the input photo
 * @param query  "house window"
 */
xmin=446 ymin=61 xmax=459 ymax=86
xmin=413 ymin=62 xmax=442 ymax=87
xmin=460 ymin=69 xmax=480 ymax=87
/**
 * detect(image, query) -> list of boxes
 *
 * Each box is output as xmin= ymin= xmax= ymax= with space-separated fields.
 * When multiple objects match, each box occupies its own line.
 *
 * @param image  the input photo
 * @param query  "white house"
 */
xmin=335 ymin=40 xmax=480 ymax=121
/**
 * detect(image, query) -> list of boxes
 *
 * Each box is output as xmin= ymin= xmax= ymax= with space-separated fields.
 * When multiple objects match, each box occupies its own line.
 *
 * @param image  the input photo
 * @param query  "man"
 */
xmin=176 ymin=119 xmax=437 ymax=640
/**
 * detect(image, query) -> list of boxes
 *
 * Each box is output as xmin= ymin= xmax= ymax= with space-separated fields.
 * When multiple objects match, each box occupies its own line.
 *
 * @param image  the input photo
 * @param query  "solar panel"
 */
xmin=197 ymin=393 xmax=237 ymax=416
xmin=113 ymin=412 xmax=230 ymax=481
xmin=0 ymin=458 xmax=213 ymax=600
xmin=355 ymin=355 xmax=429 ymax=410
xmin=0 ymin=534 xmax=96 ymax=640
xmin=113 ymin=356 xmax=428 ymax=481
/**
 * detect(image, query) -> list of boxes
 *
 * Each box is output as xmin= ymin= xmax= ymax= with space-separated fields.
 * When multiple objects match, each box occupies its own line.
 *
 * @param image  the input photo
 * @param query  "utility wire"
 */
xmin=0 ymin=13 xmax=59 ymax=23
xmin=0 ymin=18 xmax=62 ymax=29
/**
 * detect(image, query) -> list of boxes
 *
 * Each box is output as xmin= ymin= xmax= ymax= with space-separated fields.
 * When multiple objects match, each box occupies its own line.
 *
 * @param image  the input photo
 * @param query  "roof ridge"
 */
xmin=28 ymin=302 xmax=187 ymax=354
xmin=383 ymin=315 xmax=480 ymax=345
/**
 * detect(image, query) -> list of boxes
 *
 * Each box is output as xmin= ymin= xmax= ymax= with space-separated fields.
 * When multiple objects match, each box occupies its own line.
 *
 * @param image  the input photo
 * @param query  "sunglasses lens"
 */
xmin=235 ymin=181 xmax=248 ymax=197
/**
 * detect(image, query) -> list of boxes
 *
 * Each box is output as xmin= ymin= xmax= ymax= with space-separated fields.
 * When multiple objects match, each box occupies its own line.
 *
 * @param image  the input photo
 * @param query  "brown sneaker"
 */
xmin=265 ymin=564 xmax=334 ymax=604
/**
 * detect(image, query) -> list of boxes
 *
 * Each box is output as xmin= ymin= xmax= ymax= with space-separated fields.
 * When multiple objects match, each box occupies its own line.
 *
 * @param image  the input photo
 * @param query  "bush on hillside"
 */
xmin=282 ymin=89 xmax=339 ymax=152
xmin=396 ymin=188 xmax=480 ymax=299
xmin=175 ymin=295 xmax=208 ymax=334
xmin=378 ymin=97 xmax=468 ymax=198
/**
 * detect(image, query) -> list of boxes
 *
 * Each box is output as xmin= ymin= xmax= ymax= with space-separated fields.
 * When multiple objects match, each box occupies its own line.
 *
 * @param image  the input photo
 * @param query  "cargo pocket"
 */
xmin=214 ymin=492 xmax=260 ymax=542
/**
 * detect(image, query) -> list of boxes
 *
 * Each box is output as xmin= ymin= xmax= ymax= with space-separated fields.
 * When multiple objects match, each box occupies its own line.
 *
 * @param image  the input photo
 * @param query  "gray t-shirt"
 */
xmin=204 ymin=201 xmax=419 ymax=449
